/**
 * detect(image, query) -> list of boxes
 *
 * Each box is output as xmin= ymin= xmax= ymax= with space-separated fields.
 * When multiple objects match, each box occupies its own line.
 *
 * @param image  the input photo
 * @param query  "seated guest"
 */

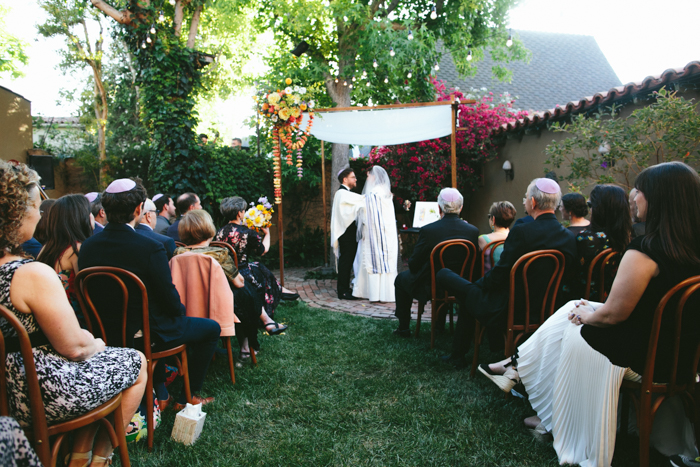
xmin=629 ymin=188 xmax=646 ymax=238
xmin=86 ymin=192 xmax=107 ymax=234
xmin=566 ymin=185 xmax=631 ymax=300
xmin=0 ymin=161 xmax=147 ymax=466
xmin=392 ymin=188 xmax=479 ymax=337
xmin=166 ymin=192 xmax=201 ymax=242
xmin=173 ymin=210 xmax=287 ymax=358
xmin=478 ymin=201 xmax=516 ymax=274
xmin=153 ymin=194 xmax=175 ymax=236
xmin=437 ymin=178 xmax=577 ymax=367
xmin=20 ymin=199 xmax=55 ymax=258
xmin=136 ymin=198 xmax=176 ymax=259
xmin=79 ymin=178 xmax=220 ymax=410
xmin=37 ymin=195 xmax=93 ymax=315
xmin=215 ymin=196 xmax=298 ymax=320
xmin=480 ymin=162 xmax=700 ymax=466
xmin=559 ymin=192 xmax=590 ymax=235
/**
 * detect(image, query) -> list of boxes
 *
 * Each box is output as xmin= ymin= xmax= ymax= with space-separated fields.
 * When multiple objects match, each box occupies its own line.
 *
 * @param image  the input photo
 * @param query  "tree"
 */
xmin=246 ymin=0 xmax=527 ymax=193
xmin=544 ymin=88 xmax=700 ymax=191
xmin=0 ymin=5 xmax=28 ymax=78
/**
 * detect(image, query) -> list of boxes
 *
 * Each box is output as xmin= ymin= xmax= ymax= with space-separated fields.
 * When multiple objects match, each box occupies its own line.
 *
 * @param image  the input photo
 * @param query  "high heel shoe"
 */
xmin=281 ymin=292 xmax=299 ymax=301
xmin=91 ymin=453 xmax=113 ymax=467
xmin=264 ymin=322 xmax=288 ymax=335
xmin=66 ymin=451 xmax=91 ymax=467
xmin=478 ymin=357 xmax=521 ymax=393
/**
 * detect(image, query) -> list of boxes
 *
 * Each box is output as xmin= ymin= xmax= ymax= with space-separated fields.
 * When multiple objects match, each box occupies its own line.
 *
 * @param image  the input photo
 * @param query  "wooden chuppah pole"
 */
xmin=451 ymin=98 xmax=458 ymax=188
xmin=276 ymin=134 xmax=285 ymax=287
xmin=321 ymin=140 xmax=328 ymax=266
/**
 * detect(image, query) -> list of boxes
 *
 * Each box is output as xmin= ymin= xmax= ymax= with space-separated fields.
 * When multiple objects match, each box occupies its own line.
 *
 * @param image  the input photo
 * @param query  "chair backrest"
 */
xmin=210 ymin=241 xmax=239 ymax=268
xmin=481 ymin=239 xmax=506 ymax=278
xmin=430 ymin=239 xmax=477 ymax=300
xmin=584 ymin=248 xmax=620 ymax=302
xmin=507 ymin=249 xmax=565 ymax=337
xmin=0 ymin=305 xmax=51 ymax=464
xmin=174 ymin=241 xmax=186 ymax=248
xmin=642 ymin=275 xmax=700 ymax=394
xmin=75 ymin=267 xmax=154 ymax=360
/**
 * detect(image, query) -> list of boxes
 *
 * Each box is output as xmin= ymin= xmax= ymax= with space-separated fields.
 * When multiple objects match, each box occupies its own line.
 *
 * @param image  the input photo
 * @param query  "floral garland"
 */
xmin=258 ymin=78 xmax=316 ymax=204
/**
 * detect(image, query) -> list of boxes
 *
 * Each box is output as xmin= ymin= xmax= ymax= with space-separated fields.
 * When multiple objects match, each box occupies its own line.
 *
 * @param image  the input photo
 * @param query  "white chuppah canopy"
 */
xmin=300 ymin=104 xmax=453 ymax=146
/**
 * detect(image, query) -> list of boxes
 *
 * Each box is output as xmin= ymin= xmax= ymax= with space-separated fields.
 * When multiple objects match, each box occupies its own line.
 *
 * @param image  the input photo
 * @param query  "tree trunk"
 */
xmin=90 ymin=63 xmax=108 ymax=188
xmin=325 ymin=75 xmax=352 ymax=195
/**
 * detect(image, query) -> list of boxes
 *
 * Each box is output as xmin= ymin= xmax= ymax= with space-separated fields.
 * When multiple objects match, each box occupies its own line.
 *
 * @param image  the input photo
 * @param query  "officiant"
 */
xmin=331 ymin=168 xmax=363 ymax=300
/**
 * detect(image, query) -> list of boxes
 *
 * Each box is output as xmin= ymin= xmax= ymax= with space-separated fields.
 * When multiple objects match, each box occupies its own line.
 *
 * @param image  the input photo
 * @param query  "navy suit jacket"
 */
xmin=93 ymin=223 xmax=104 ymax=234
xmin=135 ymin=223 xmax=176 ymax=259
xmin=78 ymin=223 xmax=187 ymax=345
xmin=465 ymin=212 xmax=577 ymax=327
xmin=406 ymin=213 xmax=479 ymax=290
xmin=166 ymin=218 xmax=182 ymax=242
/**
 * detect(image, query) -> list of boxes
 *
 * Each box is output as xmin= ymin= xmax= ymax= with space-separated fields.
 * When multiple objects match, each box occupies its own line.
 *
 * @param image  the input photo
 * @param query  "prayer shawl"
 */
xmin=361 ymin=192 xmax=398 ymax=274
xmin=330 ymin=188 xmax=364 ymax=270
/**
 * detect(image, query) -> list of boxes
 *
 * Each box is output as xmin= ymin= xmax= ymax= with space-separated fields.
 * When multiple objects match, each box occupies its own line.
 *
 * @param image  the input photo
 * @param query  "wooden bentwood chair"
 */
xmin=0 ymin=304 xmax=130 ymax=467
xmin=75 ymin=267 xmax=192 ymax=452
xmin=174 ymin=241 xmax=186 ymax=248
xmin=620 ymin=275 xmax=700 ymax=467
xmin=414 ymin=239 xmax=477 ymax=349
xmin=471 ymin=249 xmax=565 ymax=377
xmin=583 ymin=248 xmax=620 ymax=302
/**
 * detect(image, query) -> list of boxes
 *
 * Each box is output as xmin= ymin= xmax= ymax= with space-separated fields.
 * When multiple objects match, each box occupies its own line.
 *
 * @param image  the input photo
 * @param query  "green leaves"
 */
xmin=0 ymin=5 xmax=28 ymax=78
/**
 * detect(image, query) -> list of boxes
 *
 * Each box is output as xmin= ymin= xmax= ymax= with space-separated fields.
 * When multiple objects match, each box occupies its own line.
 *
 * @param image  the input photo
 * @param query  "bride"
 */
xmin=352 ymin=166 xmax=398 ymax=302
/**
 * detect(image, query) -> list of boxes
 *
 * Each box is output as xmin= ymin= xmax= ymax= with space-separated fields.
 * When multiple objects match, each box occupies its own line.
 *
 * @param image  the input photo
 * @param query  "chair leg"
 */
xmin=448 ymin=304 xmax=454 ymax=333
xmin=146 ymin=360 xmax=155 ymax=452
xmin=415 ymin=301 xmax=424 ymax=338
xmin=180 ymin=349 xmax=193 ymax=404
xmin=470 ymin=322 xmax=483 ymax=378
xmin=114 ymin=398 xmax=131 ymax=467
xmin=251 ymin=347 xmax=258 ymax=366
xmin=638 ymin=394 xmax=652 ymax=467
xmin=226 ymin=337 xmax=235 ymax=385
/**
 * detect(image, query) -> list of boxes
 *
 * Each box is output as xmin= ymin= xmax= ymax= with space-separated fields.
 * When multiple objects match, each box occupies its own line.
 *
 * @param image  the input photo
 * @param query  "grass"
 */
xmin=124 ymin=301 xmax=669 ymax=467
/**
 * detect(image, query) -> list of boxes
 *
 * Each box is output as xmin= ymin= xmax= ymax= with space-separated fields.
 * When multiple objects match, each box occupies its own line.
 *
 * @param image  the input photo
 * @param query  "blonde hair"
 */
xmin=179 ymin=209 xmax=216 ymax=246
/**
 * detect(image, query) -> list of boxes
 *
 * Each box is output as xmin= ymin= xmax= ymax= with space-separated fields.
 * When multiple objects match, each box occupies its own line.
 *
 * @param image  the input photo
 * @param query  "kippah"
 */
xmin=152 ymin=193 xmax=164 ymax=202
xmin=85 ymin=192 xmax=98 ymax=203
xmin=337 ymin=168 xmax=349 ymax=177
xmin=105 ymin=178 xmax=136 ymax=194
xmin=440 ymin=188 xmax=461 ymax=202
xmin=535 ymin=178 xmax=560 ymax=194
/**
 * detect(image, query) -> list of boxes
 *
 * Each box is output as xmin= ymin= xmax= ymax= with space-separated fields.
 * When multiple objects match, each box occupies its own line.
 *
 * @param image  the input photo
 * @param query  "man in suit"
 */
xmin=332 ymin=168 xmax=361 ymax=300
xmin=86 ymin=192 xmax=107 ymax=234
xmin=79 ymin=178 xmax=220 ymax=410
xmin=166 ymin=192 xmax=201 ymax=242
xmin=153 ymin=194 xmax=176 ymax=236
xmin=393 ymin=188 xmax=479 ymax=337
xmin=437 ymin=178 xmax=577 ymax=367
xmin=136 ymin=198 xmax=177 ymax=259
xmin=629 ymin=188 xmax=646 ymax=239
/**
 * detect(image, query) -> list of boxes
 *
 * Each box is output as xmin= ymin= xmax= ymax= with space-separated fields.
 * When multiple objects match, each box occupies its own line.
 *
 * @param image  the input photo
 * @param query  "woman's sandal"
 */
xmin=264 ymin=322 xmax=288 ymax=335
xmin=478 ymin=356 xmax=521 ymax=393
xmin=91 ymin=453 xmax=114 ymax=467
xmin=66 ymin=451 xmax=91 ymax=467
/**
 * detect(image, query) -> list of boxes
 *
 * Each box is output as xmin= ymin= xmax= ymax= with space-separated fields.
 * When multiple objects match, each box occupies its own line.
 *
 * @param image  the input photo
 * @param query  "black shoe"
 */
xmin=671 ymin=455 xmax=700 ymax=467
xmin=392 ymin=328 xmax=411 ymax=338
xmin=440 ymin=354 xmax=469 ymax=369
xmin=340 ymin=292 xmax=361 ymax=300
xmin=264 ymin=322 xmax=288 ymax=335
xmin=281 ymin=292 xmax=299 ymax=301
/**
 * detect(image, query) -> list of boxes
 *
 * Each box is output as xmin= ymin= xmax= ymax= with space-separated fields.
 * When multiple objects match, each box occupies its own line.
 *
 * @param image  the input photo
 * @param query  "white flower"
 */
xmin=300 ymin=87 xmax=307 ymax=94
xmin=309 ymin=100 xmax=315 ymax=108
xmin=293 ymin=86 xmax=300 ymax=92
xmin=285 ymin=86 xmax=292 ymax=94
xmin=272 ymin=115 xmax=278 ymax=122
xmin=293 ymin=95 xmax=300 ymax=104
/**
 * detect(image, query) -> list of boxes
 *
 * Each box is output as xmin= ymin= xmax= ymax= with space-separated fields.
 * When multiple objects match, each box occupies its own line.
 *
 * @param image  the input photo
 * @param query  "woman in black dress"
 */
xmin=215 ymin=197 xmax=298 ymax=321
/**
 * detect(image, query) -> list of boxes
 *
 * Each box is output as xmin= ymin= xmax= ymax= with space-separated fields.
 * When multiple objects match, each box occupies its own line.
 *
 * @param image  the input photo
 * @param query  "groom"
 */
xmin=332 ymin=168 xmax=361 ymax=300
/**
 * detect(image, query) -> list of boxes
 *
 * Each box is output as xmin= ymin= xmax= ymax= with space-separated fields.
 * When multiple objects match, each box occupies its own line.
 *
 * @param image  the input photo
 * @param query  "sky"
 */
xmin=1 ymin=0 xmax=699 ymax=135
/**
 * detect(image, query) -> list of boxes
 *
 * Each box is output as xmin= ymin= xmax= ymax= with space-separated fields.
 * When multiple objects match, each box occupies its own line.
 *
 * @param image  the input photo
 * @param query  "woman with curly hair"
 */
xmin=0 ymin=161 xmax=146 ymax=466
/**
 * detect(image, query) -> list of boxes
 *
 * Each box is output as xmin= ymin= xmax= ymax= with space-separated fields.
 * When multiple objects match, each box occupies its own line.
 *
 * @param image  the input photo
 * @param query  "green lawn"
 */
xmin=125 ymin=301 xmax=667 ymax=466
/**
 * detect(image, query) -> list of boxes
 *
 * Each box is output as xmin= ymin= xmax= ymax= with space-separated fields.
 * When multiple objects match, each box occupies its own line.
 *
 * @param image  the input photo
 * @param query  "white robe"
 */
xmin=330 ymin=188 xmax=364 ymax=271
xmin=352 ymin=191 xmax=398 ymax=302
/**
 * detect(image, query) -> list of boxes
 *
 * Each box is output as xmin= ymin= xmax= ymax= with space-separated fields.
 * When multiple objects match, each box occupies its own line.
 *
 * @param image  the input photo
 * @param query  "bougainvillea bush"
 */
xmin=360 ymin=78 xmax=528 ymax=207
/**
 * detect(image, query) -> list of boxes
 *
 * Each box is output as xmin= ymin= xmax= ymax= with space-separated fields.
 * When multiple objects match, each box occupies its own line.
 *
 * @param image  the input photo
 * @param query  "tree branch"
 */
xmin=186 ymin=5 xmax=202 ymax=48
xmin=81 ymin=20 xmax=93 ymax=56
xmin=174 ymin=0 xmax=185 ymax=37
xmin=90 ymin=0 xmax=132 ymax=25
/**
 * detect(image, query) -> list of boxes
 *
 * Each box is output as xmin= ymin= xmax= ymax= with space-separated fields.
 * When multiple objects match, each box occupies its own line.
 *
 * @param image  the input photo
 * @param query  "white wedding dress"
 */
xmin=352 ymin=166 xmax=398 ymax=302
xmin=518 ymin=301 xmax=697 ymax=467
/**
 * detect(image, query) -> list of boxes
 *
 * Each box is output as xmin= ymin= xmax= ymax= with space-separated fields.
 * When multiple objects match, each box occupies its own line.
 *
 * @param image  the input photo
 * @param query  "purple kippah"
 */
xmin=152 ymin=193 xmax=164 ymax=202
xmin=535 ymin=178 xmax=560 ymax=194
xmin=85 ymin=192 xmax=98 ymax=203
xmin=337 ymin=168 xmax=347 ymax=177
xmin=440 ymin=188 xmax=461 ymax=202
xmin=105 ymin=178 xmax=136 ymax=194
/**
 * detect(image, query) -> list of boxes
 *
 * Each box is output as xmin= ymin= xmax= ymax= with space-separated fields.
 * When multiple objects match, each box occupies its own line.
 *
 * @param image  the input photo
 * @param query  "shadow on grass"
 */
xmin=124 ymin=301 xmax=668 ymax=467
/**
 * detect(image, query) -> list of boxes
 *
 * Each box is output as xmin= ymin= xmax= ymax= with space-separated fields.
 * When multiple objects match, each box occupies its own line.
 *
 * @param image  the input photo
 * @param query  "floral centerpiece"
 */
xmin=257 ymin=78 xmax=317 ymax=203
xmin=244 ymin=196 xmax=274 ymax=233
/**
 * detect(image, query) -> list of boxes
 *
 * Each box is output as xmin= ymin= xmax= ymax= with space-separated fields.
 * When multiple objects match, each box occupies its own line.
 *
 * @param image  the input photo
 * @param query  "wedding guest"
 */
xmin=136 ymin=198 xmax=176 ymax=259
xmin=559 ymin=192 xmax=590 ymax=235
xmin=478 ymin=201 xmax=516 ymax=274
xmin=86 ymin=192 xmax=107 ymax=233
xmin=330 ymin=168 xmax=362 ymax=300
xmin=0 ymin=161 xmax=147 ymax=467
xmin=231 ymin=138 xmax=242 ymax=149
xmin=153 ymin=194 xmax=176 ymax=236
xmin=21 ymin=199 xmax=56 ymax=258
xmin=166 ymin=192 xmax=201 ymax=242
xmin=480 ymin=161 xmax=700 ymax=466
xmin=215 ymin=196 xmax=298 ymax=321
xmin=437 ymin=178 xmax=577 ymax=368
xmin=79 ymin=178 xmax=220 ymax=410
xmin=629 ymin=188 xmax=646 ymax=238
xmin=393 ymin=188 xmax=479 ymax=336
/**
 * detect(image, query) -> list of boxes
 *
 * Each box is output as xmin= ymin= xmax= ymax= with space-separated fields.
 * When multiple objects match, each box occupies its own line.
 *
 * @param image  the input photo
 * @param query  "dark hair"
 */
xmin=219 ymin=196 xmax=247 ymax=221
xmin=337 ymin=168 xmax=354 ymax=184
xmin=199 ymin=133 xmax=208 ymax=140
xmin=635 ymin=161 xmax=700 ymax=266
xmin=154 ymin=195 xmax=172 ymax=213
xmin=34 ymin=199 xmax=56 ymax=244
xmin=177 ymin=192 xmax=198 ymax=215
xmin=232 ymin=138 xmax=242 ymax=144
xmin=89 ymin=194 xmax=103 ymax=218
xmin=561 ymin=193 xmax=589 ymax=218
xmin=488 ymin=201 xmax=517 ymax=228
xmin=101 ymin=179 xmax=148 ymax=224
xmin=37 ymin=195 xmax=93 ymax=269
xmin=587 ymin=185 xmax=631 ymax=252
